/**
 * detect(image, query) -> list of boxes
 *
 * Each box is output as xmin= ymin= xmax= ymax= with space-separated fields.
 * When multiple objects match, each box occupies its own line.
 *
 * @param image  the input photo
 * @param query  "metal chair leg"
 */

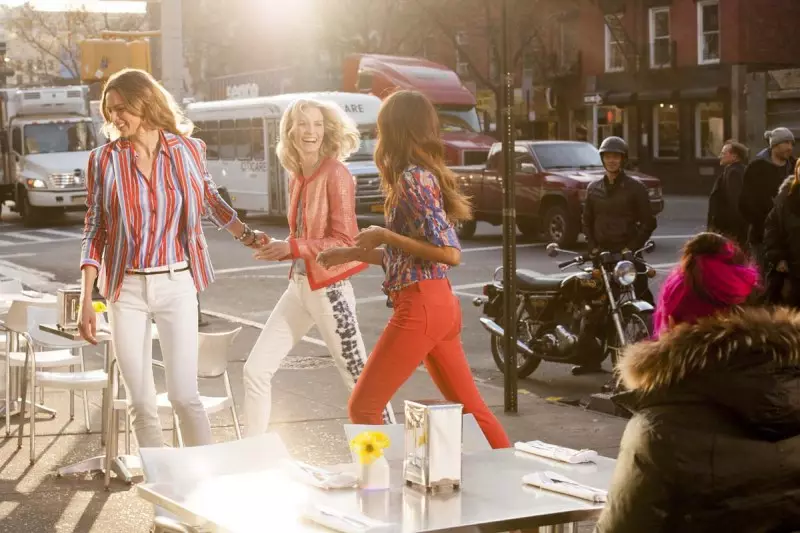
xmin=79 ymin=348 xmax=90 ymax=433
xmin=124 ymin=410 xmax=131 ymax=455
xmin=28 ymin=365 xmax=36 ymax=464
xmin=223 ymin=372 xmax=242 ymax=439
xmin=4 ymin=354 xmax=11 ymax=436
xmin=69 ymin=364 xmax=75 ymax=420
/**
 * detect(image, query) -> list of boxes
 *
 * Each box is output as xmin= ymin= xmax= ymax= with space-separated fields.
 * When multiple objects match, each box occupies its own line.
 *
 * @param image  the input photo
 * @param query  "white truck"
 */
xmin=0 ymin=86 xmax=97 ymax=226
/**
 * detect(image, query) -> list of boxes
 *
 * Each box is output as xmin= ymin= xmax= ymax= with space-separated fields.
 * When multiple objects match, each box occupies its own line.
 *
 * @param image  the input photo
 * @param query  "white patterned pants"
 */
xmin=243 ymin=274 xmax=395 ymax=436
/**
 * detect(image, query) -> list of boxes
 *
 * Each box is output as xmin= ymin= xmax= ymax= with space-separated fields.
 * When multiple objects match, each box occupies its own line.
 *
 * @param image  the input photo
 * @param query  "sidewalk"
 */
xmin=0 ymin=327 xmax=627 ymax=533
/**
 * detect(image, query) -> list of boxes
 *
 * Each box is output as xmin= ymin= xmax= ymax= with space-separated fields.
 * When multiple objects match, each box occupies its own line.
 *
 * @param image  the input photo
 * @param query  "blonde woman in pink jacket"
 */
xmin=243 ymin=98 xmax=394 ymax=435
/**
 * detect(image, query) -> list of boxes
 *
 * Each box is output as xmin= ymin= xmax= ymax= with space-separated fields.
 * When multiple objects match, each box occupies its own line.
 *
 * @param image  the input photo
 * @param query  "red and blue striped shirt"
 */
xmin=127 ymin=141 xmax=187 ymax=269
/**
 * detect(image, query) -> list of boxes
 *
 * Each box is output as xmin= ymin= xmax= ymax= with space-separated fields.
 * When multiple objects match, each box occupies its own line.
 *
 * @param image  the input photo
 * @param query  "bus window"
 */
xmin=252 ymin=119 xmax=265 ymax=161
xmin=193 ymin=121 xmax=206 ymax=143
xmin=204 ymin=121 xmax=219 ymax=160
xmin=219 ymin=119 xmax=236 ymax=160
xmin=236 ymin=119 xmax=252 ymax=161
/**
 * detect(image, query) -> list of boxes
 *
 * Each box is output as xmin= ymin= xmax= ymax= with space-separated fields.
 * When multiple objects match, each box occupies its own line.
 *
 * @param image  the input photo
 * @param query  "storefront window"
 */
xmin=653 ymin=103 xmax=679 ymax=159
xmin=695 ymin=102 xmax=725 ymax=158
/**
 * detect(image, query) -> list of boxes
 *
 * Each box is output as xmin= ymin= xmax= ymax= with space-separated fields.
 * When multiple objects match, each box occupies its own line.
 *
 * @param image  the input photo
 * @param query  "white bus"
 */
xmin=186 ymin=92 xmax=384 ymax=218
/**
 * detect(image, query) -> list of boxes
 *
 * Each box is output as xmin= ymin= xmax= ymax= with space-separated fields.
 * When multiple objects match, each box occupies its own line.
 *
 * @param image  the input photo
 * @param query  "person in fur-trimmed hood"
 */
xmin=595 ymin=232 xmax=800 ymax=533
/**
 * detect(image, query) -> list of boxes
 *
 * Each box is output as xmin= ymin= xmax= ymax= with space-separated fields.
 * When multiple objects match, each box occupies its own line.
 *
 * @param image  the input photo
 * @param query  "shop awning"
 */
xmin=604 ymin=91 xmax=636 ymax=105
xmin=638 ymin=89 xmax=676 ymax=101
xmin=679 ymin=87 xmax=728 ymax=100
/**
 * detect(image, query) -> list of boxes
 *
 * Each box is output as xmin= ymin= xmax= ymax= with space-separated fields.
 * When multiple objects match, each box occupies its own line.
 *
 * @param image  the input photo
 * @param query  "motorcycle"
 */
xmin=472 ymin=241 xmax=657 ymax=379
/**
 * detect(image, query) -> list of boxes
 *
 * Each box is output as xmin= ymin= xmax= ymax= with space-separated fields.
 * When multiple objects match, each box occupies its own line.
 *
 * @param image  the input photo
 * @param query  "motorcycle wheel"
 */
xmin=489 ymin=310 xmax=542 ymax=379
xmin=608 ymin=310 xmax=653 ymax=368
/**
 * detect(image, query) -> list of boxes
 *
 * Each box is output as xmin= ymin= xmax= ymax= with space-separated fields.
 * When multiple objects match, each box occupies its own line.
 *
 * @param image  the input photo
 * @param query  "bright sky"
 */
xmin=0 ymin=0 xmax=146 ymax=13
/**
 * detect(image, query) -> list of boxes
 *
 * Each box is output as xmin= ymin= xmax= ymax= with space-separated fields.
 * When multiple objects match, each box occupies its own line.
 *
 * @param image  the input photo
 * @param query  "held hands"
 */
xmin=355 ymin=226 xmax=387 ymax=251
xmin=777 ymin=260 xmax=789 ymax=273
xmin=317 ymin=247 xmax=358 ymax=269
xmin=241 ymin=230 xmax=270 ymax=249
xmin=77 ymin=298 xmax=98 ymax=345
xmin=253 ymin=239 xmax=290 ymax=261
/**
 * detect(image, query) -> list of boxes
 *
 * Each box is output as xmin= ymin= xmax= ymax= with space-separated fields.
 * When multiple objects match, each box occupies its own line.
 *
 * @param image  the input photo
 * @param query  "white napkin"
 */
xmin=284 ymin=460 xmax=359 ymax=490
xmin=303 ymin=503 xmax=393 ymax=532
xmin=514 ymin=440 xmax=598 ymax=464
xmin=522 ymin=471 xmax=607 ymax=503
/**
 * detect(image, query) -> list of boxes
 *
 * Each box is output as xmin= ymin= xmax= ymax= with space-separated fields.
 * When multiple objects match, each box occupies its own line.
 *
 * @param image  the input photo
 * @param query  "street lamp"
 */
xmin=500 ymin=0 xmax=518 ymax=413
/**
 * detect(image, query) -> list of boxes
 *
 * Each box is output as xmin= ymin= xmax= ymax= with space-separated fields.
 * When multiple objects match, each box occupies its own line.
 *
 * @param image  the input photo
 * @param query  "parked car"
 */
xmin=451 ymin=140 xmax=664 ymax=246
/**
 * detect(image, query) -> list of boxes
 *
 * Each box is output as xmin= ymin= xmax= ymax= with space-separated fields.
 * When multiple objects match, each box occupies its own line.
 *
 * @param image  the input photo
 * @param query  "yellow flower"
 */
xmin=92 ymin=301 xmax=107 ymax=313
xmin=349 ymin=431 xmax=390 ymax=465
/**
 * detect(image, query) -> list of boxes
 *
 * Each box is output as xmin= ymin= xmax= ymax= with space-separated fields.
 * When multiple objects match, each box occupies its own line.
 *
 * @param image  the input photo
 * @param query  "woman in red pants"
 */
xmin=318 ymin=90 xmax=510 ymax=448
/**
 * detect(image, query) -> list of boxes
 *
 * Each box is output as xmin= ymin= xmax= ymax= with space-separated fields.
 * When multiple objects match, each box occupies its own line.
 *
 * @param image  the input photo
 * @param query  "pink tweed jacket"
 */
xmin=287 ymin=157 xmax=367 ymax=290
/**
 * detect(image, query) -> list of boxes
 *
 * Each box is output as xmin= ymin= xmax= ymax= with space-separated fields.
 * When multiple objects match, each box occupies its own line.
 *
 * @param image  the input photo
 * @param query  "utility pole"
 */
xmin=500 ymin=0 xmax=518 ymax=413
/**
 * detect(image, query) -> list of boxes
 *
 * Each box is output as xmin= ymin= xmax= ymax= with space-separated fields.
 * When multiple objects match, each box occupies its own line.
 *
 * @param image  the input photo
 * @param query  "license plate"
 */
xmin=370 ymin=204 xmax=384 ymax=213
xmin=72 ymin=195 xmax=87 ymax=204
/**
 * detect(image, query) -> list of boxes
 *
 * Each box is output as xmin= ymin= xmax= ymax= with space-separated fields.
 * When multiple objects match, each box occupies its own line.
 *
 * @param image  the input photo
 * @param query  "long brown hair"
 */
xmin=374 ymin=90 xmax=472 ymax=221
xmin=100 ymin=68 xmax=193 ymax=140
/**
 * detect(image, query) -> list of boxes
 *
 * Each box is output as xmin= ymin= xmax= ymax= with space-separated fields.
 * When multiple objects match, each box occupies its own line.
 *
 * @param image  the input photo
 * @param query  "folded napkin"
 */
xmin=515 ymin=440 xmax=598 ymax=464
xmin=303 ymin=503 xmax=393 ymax=532
xmin=523 ymin=471 xmax=607 ymax=503
xmin=284 ymin=460 xmax=359 ymax=490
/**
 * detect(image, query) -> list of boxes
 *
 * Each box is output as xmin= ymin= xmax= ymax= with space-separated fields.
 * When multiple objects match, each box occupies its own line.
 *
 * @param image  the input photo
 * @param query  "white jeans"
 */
xmin=108 ymin=269 xmax=211 ymax=448
xmin=243 ymin=275 xmax=395 ymax=436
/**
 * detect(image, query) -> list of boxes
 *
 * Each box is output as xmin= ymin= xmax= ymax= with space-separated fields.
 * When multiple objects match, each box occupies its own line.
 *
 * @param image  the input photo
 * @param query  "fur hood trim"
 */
xmin=619 ymin=307 xmax=800 ymax=392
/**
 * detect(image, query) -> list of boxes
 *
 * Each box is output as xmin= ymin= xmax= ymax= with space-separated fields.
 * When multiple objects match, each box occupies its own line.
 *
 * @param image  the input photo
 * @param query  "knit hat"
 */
xmin=764 ymin=127 xmax=795 ymax=147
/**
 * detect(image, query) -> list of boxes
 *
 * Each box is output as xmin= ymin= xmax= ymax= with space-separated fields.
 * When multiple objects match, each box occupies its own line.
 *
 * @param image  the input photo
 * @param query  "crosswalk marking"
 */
xmin=36 ymin=228 xmax=85 ymax=238
xmin=7 ymin=232 xmax=53 ymax=242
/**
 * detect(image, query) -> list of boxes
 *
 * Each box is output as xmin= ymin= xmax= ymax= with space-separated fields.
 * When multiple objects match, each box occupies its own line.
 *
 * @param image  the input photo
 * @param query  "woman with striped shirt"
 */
xmin=77 ymin=69 xmax=265 ymax=448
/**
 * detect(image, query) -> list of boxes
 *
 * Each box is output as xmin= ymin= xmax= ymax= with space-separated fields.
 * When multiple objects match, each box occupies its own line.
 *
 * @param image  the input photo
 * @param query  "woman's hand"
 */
xmin=777 ymin=260 xmax=789 ymax=273
xmin=245 ymin=230 xmax=271 ymax=249
xmin=253 ymin=240 xmax=290 ymax=261
xmin=355 ymin=226 xmax=387 ymax=251
xmin=317 ymin=247 xmax=358 ymax=269
xmin=77 ymin=298 xmax=98 ymax=345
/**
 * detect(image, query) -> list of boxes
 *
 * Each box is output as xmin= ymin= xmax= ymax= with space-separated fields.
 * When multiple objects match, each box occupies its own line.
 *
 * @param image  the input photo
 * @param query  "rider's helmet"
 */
xmin=598 ymin=136 xmax=628 ymax=172
xmin=599 ymin=136 xmax=628 ymax=156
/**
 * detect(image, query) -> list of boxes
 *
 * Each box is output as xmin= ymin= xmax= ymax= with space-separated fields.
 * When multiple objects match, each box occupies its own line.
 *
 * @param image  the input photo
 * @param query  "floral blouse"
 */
xmin=382 ymin=166 xmax=461 ymax=293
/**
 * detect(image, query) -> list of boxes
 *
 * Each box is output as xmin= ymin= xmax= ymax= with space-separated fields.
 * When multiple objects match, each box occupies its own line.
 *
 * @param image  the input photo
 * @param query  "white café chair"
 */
xmin=2 ymin=300 xmax=88 ymax=436
xmin=152 ymin=327 xmax=243 ymax=447
xmin=344 ymin=413 xmax=491 ymax=463
xmin=18 ymin=305 xmax=109 ymax=463
xmin=139 ymin=432 xmax=291 ymax=533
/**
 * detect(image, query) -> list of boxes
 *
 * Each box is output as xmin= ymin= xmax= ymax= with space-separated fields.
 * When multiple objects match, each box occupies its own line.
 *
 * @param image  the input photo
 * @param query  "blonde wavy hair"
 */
xmin=100 ymin=68 xmax=193 ymax=140
xmin=276 ymin=98 xmax=360 ymax=175
xmin=375 ymin=90 xmax=472 ymax=222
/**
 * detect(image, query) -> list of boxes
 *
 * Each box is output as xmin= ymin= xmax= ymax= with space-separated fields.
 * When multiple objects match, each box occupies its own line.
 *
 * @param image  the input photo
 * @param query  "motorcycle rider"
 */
xmin=576 ymin=136 xmax=657 ymax=376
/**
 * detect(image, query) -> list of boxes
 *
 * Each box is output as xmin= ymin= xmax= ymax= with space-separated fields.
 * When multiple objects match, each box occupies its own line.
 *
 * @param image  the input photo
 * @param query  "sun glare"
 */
xmin=0 ymin=0 xmax=146 ymax=13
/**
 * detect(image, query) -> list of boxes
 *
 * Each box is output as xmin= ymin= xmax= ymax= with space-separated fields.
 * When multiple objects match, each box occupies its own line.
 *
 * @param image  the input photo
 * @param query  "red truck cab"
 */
xmin=453 ymin=140 xmax=664 ymax=246
xmin=342 ymin=54 xmax=495 ymax=166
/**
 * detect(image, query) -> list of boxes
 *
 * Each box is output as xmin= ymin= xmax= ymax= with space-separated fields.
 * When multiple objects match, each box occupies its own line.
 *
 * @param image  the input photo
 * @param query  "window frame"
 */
xmin=697 ymin=0 xmax=720 ymax=65
xmin=652 ymin=104 xmax=680 ymax=160
xmin=604 ymin=14 xmax=625 ymax=73
xmin=649 ymin=6 xmax=671 ymax=69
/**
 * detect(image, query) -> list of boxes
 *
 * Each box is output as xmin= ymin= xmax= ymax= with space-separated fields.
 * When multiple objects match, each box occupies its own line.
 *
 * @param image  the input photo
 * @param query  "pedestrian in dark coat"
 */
xmin=739 ymin=127 xmax=796 ymax=269
xmin=595 ymin=232 xmax=800 ymax=533
xmin=763 ymin=160 xmax=800 ymax=306
xmin=707 ymin=139 xmax=748 ymax=248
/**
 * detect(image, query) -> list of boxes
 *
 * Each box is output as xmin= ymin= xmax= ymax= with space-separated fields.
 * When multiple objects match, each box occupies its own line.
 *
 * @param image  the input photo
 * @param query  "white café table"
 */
xmin=137 ymin=448 xmax=614 ymax=532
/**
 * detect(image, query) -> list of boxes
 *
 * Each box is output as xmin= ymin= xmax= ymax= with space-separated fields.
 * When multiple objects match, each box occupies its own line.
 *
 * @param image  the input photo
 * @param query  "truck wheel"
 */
xmin=455 ymin=219 xmax=477 ymax=240
xmin=541 ymin=204 xmax=578 ymax=247
xmin=20 ymin=191 xmax=43 ymax=228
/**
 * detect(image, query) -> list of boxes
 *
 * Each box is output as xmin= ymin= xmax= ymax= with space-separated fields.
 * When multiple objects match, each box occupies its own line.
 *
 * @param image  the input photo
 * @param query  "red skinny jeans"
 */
xmin=348 ymin=279 xmax=511 ymax=449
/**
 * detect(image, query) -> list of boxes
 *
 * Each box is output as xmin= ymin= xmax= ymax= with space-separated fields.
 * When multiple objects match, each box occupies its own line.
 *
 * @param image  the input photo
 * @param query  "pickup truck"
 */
xmin=451 ymin=140 xmax=664 ymax=246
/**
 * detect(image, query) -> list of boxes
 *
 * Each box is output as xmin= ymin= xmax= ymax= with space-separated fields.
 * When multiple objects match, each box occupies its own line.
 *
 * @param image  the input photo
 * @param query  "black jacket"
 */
xmin=763 ymin=177 xmax=800 ymax=305
xmin=582 ymin=172 xmax=656 ymax=252
xmin=740 ymin=154 xmax=796 ymax=245
xmin=707 ymin=161 xmax=747 ymax=246
xmin=594 ymin=307 xmax=800 ymax=533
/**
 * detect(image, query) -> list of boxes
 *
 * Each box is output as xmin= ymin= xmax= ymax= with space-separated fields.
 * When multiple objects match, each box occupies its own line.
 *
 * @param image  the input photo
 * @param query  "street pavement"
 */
xmin=0 ymin=195 xmax=708 ymax=532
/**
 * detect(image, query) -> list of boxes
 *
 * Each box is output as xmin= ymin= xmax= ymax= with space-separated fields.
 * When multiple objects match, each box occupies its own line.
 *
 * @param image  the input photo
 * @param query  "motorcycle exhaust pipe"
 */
xmin=478 ymin=317 xmax=534 ymax=356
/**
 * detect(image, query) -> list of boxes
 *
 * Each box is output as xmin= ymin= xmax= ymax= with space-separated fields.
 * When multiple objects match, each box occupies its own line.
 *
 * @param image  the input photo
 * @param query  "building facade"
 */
xmin=569 ymin=0 xmax=800 ymax=193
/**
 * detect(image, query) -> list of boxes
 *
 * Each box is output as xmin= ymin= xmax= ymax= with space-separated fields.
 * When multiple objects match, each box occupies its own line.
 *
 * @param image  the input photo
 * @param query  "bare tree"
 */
xmin=3 ymin=3 xmax=146 ymax=84
xmin=413 ymin=0 xmax=578 ymax=126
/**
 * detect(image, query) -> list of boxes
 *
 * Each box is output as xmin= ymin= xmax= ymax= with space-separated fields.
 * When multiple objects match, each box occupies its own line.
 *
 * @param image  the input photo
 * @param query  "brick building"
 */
xmin=569 ymin=0 xmax=800 ymax=193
